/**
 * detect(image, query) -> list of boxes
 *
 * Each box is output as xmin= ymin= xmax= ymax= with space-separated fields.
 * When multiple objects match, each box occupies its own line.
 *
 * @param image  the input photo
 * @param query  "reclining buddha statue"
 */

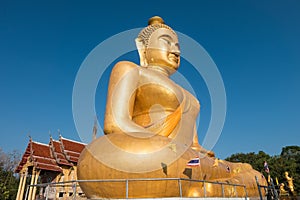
xmin=77 ymin=16 xmax=266 ymax=198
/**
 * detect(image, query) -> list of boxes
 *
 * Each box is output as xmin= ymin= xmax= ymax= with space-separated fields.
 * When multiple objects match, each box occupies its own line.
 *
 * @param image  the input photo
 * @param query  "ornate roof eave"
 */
xmin=15 ymin=137 xmax=33 ymax=173
xmin=29 ymin=136 xmax=34 ymax=161
xmin=49 ymin=135 xmax=58 ymax=161
xmin=59 ymin=135 xmax=71 ymax=162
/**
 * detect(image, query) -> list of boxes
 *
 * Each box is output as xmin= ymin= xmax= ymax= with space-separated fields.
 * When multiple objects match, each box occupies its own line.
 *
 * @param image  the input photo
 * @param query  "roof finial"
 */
xmin=28 ymin=133 xmax=33 ymax=154
xmin=28 ymin=133 xmax=32 ymax=142
xmin=58 ymin=129 xmax=61 ymax=137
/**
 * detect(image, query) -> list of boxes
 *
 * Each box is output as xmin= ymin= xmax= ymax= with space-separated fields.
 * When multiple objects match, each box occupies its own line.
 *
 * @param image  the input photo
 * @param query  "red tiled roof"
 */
xmin=35 ymin=162 xmax=62 ymax=172
xmin=60 ymin=136 xmax=85 ymax=163
xmin=15 ymin=136 xmax=86 ymax=173
xmin=50 ymin=139 xmax=72 ymax=166
xmin=15 ymin=143 xmax=31 ymax=173
xmin=31 ymin=142 xmax=62 ymax=172
xmin=15 ymin=140 xmax=62 ymax=173
xmin=31 ymin=142 xmax=52 ymax=158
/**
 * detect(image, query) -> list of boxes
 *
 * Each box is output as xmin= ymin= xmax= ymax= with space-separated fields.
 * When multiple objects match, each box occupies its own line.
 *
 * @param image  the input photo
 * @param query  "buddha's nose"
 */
xmin=173 ymin=51 xmax=180 ymax=57
xmin=171 ymin=44 xmax=180 ymax=55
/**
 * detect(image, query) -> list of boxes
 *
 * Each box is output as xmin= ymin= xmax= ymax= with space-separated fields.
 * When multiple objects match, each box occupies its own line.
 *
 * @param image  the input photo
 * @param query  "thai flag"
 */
xmin=264 ymin=161 xmax=270 ymax=173
xmin=187 ymin=157 xmax=200 ymax=167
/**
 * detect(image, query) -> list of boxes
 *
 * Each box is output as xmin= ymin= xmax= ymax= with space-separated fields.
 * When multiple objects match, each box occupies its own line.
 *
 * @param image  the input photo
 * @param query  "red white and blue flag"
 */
xmin=264 ymin=161 xmax=270 ymax=173
xmin=187 ymin=157 xmax=200 ymax=167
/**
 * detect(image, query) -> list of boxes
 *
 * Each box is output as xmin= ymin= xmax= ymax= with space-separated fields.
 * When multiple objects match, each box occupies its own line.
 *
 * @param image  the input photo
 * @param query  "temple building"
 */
xmin=15 ymin=135 xmax=86 ymax=200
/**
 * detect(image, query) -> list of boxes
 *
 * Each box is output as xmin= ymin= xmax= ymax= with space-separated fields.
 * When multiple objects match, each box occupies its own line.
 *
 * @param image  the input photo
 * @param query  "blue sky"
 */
xmin=0 ymin=1 xmax=299 ymax=159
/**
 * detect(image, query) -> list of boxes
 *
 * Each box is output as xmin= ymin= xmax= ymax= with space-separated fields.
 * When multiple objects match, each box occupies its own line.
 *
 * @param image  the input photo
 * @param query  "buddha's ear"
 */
xmin=135 ymin=38 xmax=147 ymax=67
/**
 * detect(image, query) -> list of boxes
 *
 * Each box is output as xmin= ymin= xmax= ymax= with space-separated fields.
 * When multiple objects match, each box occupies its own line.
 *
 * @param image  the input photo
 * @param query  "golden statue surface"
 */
xmin=77 ymin=16 xmax=266 ymax=198
xmin=285 ymin=171 xmax=295 ymax=193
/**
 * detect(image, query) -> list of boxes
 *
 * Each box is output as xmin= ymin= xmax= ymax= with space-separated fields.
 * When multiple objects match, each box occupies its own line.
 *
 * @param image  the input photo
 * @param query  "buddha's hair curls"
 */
xmin=137 ymin=16 xmax=177 ymax=47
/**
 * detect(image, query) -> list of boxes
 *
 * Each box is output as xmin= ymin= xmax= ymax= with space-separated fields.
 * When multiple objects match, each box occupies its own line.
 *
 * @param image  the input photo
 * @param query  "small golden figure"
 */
xmin=279 ymin=183 xmax=288 ymax=195
xmin=285 ymin=171 xmax=295 ymax=193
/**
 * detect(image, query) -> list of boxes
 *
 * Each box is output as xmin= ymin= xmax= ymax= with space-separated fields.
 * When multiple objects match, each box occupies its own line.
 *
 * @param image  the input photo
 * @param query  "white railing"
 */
xmin=24 ymin=178 xmax=248 ymax=199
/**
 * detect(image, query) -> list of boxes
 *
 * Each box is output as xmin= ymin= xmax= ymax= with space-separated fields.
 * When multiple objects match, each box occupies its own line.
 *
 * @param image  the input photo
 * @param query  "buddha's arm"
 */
xmin=104 ymin=61 xmax=153 ymax=135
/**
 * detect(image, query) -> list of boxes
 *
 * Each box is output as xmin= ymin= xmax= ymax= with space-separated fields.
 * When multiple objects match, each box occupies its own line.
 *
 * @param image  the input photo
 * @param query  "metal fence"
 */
xmin=24 ymin=178 xmax=248 ymax=199
xmin=255 ymin=176 xmax=279 ymax=200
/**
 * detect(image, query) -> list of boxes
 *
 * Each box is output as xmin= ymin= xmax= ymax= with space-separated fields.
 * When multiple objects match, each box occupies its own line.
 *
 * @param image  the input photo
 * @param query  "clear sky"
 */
xmin=0 ymin=1 xmax=299 ymax=159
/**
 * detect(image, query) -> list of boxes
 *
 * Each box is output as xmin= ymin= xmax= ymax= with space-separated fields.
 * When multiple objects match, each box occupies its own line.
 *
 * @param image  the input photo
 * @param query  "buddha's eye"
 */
xmin=159 ymin=37 xmax=171 ymax=46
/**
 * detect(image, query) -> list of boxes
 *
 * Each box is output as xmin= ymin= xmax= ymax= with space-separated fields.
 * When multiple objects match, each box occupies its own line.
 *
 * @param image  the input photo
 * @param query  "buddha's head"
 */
xmin=285 ymin=171 xmax=289 ymax=176
xmin=136 ymin=16 xmax=180 ymax=75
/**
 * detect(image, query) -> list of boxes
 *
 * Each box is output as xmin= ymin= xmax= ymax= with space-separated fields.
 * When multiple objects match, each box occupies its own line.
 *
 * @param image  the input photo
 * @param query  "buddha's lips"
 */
xmin=169 ymin=53 xmax=179 ymax=63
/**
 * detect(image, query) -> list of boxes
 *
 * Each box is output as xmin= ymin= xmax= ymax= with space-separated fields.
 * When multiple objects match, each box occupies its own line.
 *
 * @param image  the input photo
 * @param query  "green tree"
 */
xmin=225 ymin=150 xmax=271 ymax=173
xmin=0 ymin=148 xmax=20 ymax=200
xmin=278 ymin=146 xmax=300 ymax=195
xmin=225 ymin=146 xmax=300 ymax=195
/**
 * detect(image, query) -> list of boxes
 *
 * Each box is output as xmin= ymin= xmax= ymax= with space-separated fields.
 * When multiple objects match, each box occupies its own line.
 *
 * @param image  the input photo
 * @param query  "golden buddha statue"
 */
xmin=77 ymin=16 xmax=266 ymax=198
xmin=285 ymin=171 xmax=295 ymax=193
xmin=279 ymin=183 xmax=288 ymax=195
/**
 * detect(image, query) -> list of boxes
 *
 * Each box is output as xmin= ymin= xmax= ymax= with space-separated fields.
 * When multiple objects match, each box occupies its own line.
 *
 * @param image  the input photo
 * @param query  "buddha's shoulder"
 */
xmin=182 ymin=88 xmax=200 ymax=110
xmin=111 ymin=61 xmax=139 ymax=75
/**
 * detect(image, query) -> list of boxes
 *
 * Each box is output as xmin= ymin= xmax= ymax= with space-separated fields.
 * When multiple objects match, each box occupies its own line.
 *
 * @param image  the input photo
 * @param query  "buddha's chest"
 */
xmin=131 ymin=83 xmax=181 ymax=127
xmin=133 ymin=83 xmax=180 ymax=113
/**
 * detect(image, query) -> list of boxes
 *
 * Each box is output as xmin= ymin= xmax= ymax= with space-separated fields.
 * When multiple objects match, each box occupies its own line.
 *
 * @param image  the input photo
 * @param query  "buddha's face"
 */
xmin=145 ymin=28 xmax=180 ymax=75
